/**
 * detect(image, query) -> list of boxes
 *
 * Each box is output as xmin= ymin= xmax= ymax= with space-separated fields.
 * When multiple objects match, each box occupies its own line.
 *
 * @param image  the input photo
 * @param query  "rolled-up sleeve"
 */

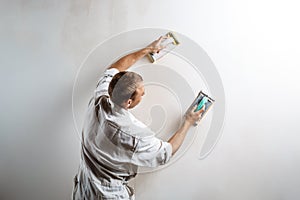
xmin=131 ymin=136 xmax=172 ymax=168
xmin=94 ymin=68 xmax=119 ymax=98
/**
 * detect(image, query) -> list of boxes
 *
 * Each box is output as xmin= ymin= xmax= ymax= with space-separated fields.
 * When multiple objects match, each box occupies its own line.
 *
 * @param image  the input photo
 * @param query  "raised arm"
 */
xmin=108 ymin=36 xmax=166 ymax=71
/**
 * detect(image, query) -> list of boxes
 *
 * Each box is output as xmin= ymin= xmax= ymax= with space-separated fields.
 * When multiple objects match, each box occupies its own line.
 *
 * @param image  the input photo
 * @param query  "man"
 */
xmin=72 ymin=36 xmax=205 ymax=200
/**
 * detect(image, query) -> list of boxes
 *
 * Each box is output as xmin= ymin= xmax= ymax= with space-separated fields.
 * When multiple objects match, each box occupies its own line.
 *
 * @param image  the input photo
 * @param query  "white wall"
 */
xmin=1 ymin=0 xmax=300 ymax=199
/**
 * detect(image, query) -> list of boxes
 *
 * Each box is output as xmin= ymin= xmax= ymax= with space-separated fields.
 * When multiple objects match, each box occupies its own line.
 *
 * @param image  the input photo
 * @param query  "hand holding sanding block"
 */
xmin=185 ymin=91 xmax=215 ymax=126
xmin=148 ymin=32 xmax=180 ymax=63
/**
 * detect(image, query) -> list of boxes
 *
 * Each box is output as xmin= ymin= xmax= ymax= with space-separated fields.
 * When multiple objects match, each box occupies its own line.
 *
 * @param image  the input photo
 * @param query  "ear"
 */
xmin=125 ymin=99 xmax=132 ymax=108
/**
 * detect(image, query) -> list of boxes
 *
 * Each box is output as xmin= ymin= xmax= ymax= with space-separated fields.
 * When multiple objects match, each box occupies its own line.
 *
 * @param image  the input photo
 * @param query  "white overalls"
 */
xmin=72 ymin=68 xmax=172 ymax=200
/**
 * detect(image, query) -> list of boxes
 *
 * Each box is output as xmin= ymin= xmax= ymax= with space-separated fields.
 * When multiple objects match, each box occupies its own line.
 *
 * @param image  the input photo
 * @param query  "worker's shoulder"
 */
xmin=105 ymin=118 xmax=155 ymax=139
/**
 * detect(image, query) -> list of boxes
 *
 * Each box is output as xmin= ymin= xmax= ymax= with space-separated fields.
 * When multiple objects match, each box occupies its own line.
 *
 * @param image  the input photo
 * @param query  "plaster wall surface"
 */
xmin=1 ymin=1 xmax=300 ymax=199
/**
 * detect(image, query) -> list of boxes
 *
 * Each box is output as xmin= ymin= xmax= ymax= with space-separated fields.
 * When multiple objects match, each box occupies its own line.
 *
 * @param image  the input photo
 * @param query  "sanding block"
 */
xmin=186 ymin=91 xmax=215 ymax=126
xmin=148 ymin=32 xmax=180 ymax=63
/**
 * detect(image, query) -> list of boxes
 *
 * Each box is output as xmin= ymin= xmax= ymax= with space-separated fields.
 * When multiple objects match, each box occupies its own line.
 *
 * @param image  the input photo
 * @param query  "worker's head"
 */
xmin=108 ymin=71 xmax=145 ymax=109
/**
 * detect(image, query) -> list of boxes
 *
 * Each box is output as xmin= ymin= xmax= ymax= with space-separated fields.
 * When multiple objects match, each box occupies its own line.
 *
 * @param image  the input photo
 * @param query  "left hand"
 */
xmin=146 ymin=36 xmax=167 ymax=54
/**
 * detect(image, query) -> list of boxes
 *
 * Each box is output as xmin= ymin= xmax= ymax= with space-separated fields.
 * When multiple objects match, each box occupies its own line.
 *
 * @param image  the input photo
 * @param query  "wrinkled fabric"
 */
xmin=72 ymin=68 xmax=172 ymax=200
xmin=72 ymin=164 xmax=135 ymax=200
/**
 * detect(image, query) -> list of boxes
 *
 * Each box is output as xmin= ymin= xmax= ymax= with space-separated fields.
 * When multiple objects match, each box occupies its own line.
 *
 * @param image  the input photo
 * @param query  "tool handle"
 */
xmin=195 ymin=97 xmax=208 ymax=112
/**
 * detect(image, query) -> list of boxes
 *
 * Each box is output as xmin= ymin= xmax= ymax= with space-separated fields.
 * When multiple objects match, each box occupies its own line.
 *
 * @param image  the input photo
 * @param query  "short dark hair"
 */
xmin=108 ymin=71 xmax=143 ymax=106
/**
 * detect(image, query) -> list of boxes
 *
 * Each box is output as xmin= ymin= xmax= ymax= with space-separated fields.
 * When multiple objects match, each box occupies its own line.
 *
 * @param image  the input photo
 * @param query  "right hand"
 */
xmin=185 ymin=105 xmax=205 ymax=125
xmin=146 ymin=36 xmax=168 ymax=54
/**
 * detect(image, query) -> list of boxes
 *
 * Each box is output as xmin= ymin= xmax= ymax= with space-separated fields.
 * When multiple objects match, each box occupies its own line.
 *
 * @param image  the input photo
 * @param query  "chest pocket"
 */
xmin=104 ymin=120 xmax=139 ymax=153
